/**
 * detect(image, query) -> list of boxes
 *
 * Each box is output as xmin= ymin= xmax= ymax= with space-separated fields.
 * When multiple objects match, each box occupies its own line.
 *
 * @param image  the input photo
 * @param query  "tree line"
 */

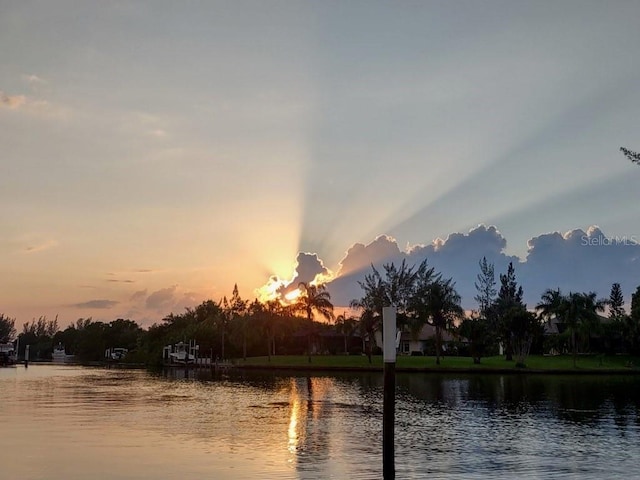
xmin=0 ymin=283 xmax=340 ymax=364
xmin=2 ymin=257 xmax=640 ymax=367
xmin=349 ymin=256 xmax=640 ymax=367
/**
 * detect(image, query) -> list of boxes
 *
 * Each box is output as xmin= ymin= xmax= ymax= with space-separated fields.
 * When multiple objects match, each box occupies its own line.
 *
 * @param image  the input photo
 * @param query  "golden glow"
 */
xmin=255 ymin=277 xmax=286 ymax=303
xmin=284 ymin=288 xmax=301 ymax=302
xmin=310 ymin=271 xmax=335 ymax=286
xmin=287 ymin=380 xmax=301 ymax=454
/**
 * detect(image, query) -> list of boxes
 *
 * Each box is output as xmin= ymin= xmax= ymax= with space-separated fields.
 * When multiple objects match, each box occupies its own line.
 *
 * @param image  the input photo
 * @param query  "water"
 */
xmin=1 ymin=365 xmax=639 ymax=479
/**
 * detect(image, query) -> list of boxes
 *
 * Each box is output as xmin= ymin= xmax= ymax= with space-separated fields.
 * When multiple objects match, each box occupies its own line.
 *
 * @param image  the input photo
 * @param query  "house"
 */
xmin=374 ymin=324 xmax=458 ymax=356
xmin=542 ymin=314 xmax=624 ymax=355
xmin=292 ymin=327 xmax=363 ymax=355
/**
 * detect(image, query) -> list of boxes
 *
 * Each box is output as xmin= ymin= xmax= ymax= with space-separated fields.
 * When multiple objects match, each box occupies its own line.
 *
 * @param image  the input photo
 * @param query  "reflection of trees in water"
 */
xmin=547 ymin=376 xmax=640 ymax=429
xmin=396 ymin=373 xmax=640 ymax=429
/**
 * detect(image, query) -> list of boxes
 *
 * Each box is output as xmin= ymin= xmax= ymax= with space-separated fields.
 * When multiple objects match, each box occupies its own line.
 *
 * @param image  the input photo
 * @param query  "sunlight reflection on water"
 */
xmin=1 ymin=365 xmax=640 ymax=479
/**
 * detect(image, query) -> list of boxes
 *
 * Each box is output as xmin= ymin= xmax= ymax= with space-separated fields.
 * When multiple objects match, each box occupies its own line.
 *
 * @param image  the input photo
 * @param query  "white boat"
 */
xmin=163 ymin=341 xmax=198 ymax=365
xmin=52 ymin=343 xmax=75 ymax=363
xmin=105 ymin=347 xmax=128 ymax=361
xmin=0 ymin=343 xmax=17 ymax=366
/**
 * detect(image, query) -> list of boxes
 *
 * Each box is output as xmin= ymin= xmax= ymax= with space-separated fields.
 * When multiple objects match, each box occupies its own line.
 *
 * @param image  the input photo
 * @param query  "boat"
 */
xmin=105 ymin=347 xmax=128 ymax=361
xmin=163 ymin=340 xmax=198 ymax=365
xmin=52 ymin=343 xmax=75 ymax=363
xmin=0 ymin=342 xmax=17 ymax=366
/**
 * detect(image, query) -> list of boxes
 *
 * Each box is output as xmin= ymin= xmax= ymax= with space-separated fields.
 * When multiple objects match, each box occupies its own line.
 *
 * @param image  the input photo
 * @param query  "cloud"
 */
xmin=130 ymin=289 xmax=148 ymax=302
xmin=336 ymin=235 xmax=403 ymax=277
xmin=107 ymin=279 xmax=135 ymax=283
xmin=327 ymin=225 xmax=517 ymax=307
xmin=22 ymin=74 xmax=46 ymax=85
xmin=256 ymin=252 xmax=334 ymax=301
xmin=321 ymin=224 xmax=640 ymax=310
xmin=0 ymin=88 xmax=67 ymax=117
xmin=8 ymin=234 xmax=58 ymax=254
xmin=521 ymin=226 xmax=640 ymax=303
xmin=73 ymin=299 xmax=119 ymax=309
xmin=150 ymin=129 xmax=167 ymax=138
xmin=119 ymin=111 xmax=170 ymax=140
xmin=0 ymin=91 xmax=27 ymax=109
xmin=276 ymin=252 xmax=331 ymax=296
xmin=23 ymin=239 xmax=58 ymax=253
xmin=145 ymin=285 xmax=178 ymax=311
xmin=172 ymin=291 xmax=201 ymax=312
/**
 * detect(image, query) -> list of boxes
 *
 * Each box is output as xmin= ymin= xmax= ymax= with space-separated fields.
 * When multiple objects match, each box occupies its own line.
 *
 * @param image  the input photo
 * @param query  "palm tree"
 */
xmin=353 ymin=307 xmax=378 ymax=364
xmin=355 ymin=260 xmax=433 ymax=327
xmin=261 ymin=299 xmax=284 ymax=361
xmin=537 ymin=289 xmax=605 ymax=367
xmin=621 ymin=147 xmax=640 ymax=165
xmin=411 ymin=277 xmax=464 ymax=365
xmin=295 ymin=282 xmax=334 ymax=363
xmin=536 ymin=288 xmax=564 ymax=322
xmin=335 ymin=314 xmax=358 ymax=354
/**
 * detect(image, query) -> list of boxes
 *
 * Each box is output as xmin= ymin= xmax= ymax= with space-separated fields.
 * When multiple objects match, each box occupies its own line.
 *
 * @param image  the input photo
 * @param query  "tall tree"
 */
xmin=296 ymin=282 xmax=334 ymax=363
xmin=458 ymin=313 xmax=492 ymax=364
xmin=18 ymin=316 xmax=60 ymax=359
xmin=608 ymin=283 xmax=626 ymax=319
xmin=335 ymin=314 xmax=358 ymax=354
xmin=259 ymin=299 xmax=285 ymax=361
xmin=474 ymin=257 xmax=497 ymax=316
xmin=0 ymin=314 xmax=16 ymax=343
xmin=493 ymin=262 xmax=525 ymax=361
xmin=352 ymin=259 xmax=433 ymax=352
xmin=566 ymin=292 xmax=606 ymax=366
xmin=355 ymin=308 xmax=378 ymax=364
xmin=411 ymin=276 xmax=464 ymax=365
xmin=510 ymin=309 xmax=541 ymax=367
xmin=624 ymin=286 xmax=640 ymax=355
xmin=230 ymin=284 xmax=248 ymax=360
xmin=537 ymin=289 xmax=605 ymax=367
xmin=220 ymin=284 xmax=247 ymax=360
xmin=461 ymin=257 xmax=498 ymax=364
xmin=631 ymin=286 xmax=640 ymax=320
xmin=537 ymin=288 xmax=564 ymax=323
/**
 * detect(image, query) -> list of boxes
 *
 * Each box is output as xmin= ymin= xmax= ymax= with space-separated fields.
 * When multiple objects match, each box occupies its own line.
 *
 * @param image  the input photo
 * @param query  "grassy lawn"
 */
xmin=236 ymin=354 xmax=640 ymax=372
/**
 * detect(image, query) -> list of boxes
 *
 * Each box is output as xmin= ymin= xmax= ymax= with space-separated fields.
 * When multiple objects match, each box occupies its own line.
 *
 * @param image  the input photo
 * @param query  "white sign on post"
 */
xmin=383 ymin=306 xmax=397 ymax=363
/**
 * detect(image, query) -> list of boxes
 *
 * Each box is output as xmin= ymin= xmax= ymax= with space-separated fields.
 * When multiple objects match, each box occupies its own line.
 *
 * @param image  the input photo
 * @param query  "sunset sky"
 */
xmin=2 ymin=1 xmax=639 ymax=328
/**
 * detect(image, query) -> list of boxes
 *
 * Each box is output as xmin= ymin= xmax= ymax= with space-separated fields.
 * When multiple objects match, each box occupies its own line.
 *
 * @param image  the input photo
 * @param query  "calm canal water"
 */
xmin=1 ymin=364 xmax=639 ymax=479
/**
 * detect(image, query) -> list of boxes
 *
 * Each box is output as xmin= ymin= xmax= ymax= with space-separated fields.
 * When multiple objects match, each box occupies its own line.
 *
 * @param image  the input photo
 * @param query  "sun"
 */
xmin=284 ymin=288 xmax=301 ymax=303
xmin=255 ymin=277 xmax=302 ymax=304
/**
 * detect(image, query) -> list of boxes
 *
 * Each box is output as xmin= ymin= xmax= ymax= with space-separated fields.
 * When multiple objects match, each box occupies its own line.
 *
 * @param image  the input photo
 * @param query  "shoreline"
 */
xmin=234 ymin=363 xmax=640 ymax=375
xmin=17 ymin=355 xmax=640 ymax=375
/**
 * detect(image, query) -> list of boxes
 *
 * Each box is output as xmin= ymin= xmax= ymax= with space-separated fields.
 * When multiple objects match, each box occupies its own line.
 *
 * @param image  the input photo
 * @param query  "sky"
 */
xmin=1 ymin=1 xmax=639 ymax=328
